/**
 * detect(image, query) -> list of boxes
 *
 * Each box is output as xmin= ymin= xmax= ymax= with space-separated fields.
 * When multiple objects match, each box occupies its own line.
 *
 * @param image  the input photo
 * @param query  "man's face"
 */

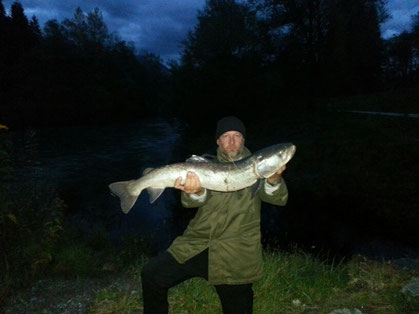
xmin=217 ymin=131 xmax=244 ymax=159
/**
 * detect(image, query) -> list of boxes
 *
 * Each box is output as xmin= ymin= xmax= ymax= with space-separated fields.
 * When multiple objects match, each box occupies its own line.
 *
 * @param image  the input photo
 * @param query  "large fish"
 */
xmin=109 ymin=143 xmax=296 ymax=213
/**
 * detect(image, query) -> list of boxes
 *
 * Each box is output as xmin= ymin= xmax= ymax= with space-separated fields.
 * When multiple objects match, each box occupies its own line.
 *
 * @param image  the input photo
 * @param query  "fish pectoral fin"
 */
xmin=146 ymin=187 xmax=165 ymax=203
xmin=250 ymin=179 xmax=262 ymax=199
xmin=256 ymin=160 xmax=278 ymax=178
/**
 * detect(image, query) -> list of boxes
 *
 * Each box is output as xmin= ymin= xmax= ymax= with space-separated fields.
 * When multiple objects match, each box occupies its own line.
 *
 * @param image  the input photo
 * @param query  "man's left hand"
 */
xmin=267 ymin=165 xmax=286 ymax=185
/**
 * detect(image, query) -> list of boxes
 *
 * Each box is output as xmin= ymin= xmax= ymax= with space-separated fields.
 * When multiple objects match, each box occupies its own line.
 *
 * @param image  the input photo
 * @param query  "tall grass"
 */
xmin=88 ymin=250 xmax=418 ymax=313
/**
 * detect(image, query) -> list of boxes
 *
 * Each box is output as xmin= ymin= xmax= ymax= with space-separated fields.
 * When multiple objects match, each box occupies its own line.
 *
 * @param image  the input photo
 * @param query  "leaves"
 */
xmin=7 ymin=214 xmax=17 ymax=224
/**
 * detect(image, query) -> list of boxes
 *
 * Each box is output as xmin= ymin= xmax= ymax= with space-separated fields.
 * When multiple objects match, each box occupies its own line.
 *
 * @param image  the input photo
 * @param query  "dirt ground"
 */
xmin=2 ymin=275 xmax=140 ymax=313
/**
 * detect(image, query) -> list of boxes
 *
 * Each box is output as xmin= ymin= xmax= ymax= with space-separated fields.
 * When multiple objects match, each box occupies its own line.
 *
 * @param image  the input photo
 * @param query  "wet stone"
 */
xmin=328 ymin=309 xmax=363 ymax=314
xmin=401 ymin=277 xmax=419 ymax=298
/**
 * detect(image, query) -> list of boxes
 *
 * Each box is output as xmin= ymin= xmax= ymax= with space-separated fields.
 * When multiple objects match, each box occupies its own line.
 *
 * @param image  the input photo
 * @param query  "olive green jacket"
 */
xmin=167 ymin=147 xmax=289 ymax=285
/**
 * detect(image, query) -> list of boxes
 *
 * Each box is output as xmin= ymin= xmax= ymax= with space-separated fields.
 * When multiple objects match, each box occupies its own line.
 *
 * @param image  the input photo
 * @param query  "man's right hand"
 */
xmin=174 ymin=171 xmax=204 ymax=195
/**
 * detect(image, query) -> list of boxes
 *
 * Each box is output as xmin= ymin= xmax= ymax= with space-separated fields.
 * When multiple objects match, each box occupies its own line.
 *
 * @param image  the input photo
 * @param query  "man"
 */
xmin=141 ymin=116 xmax=289 ymax=313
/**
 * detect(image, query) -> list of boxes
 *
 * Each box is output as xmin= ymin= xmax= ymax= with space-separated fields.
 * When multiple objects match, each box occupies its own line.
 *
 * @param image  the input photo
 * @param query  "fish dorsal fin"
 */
xmin=146 ymin=187 xmax=165 ymax=203
xmin=186 ymin=155 xmax=211 ymax=163
xmin=201 ymin=153 xmax=217 ymax=161
xmin=143 ymin=167 xmax=154 ymax=175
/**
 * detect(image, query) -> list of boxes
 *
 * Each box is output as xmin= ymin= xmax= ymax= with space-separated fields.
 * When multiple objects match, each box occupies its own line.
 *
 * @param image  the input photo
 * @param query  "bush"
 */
xmin=53 ymin=243 xmax=99 ymax=277
xmin=0 ymin=129 xmax=66 ymax=300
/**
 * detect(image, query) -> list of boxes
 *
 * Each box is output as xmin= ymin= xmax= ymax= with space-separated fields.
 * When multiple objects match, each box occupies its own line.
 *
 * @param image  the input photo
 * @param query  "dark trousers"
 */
xmin=141 ymin=249 xmax=253 ymax=314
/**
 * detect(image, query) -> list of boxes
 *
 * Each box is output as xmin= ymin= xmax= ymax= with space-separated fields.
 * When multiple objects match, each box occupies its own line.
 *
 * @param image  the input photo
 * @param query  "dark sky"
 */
xmin=3 ymin=0 xmax=419 ymax=61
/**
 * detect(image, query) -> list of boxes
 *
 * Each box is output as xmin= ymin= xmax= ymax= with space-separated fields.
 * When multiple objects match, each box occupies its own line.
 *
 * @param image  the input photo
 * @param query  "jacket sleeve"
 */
xmin=180 ymin=189 xmax=209 ymax=208
xmin=258 ymin=177 xmax=288 ymax=206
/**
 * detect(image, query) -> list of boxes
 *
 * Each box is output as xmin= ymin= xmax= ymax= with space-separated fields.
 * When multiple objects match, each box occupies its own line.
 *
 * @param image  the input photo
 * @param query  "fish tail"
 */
xmin=109 ymin=180 xmax=140 ymax=214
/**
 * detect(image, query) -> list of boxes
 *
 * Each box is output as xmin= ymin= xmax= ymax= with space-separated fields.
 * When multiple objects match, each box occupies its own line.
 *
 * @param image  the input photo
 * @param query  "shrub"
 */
xmin=0 ymin=129 xmax=66 ymax=300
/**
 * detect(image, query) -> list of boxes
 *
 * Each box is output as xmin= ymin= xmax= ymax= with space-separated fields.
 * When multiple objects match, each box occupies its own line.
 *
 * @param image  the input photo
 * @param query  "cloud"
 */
xmin=104 ymin=1 xmax=203 ymax=59
xmin=3 ymin=0 xmax=205 ymax=60
xmin=381 ymin=0 xmax=419 ymax=38
xmin=4 ymin=0 xmax=418 ymax=59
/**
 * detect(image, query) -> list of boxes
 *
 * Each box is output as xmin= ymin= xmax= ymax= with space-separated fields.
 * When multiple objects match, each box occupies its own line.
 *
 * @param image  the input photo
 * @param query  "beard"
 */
xmin=222 ymin=144 xmax=244 ymax=160
xmin=227 ymin=150 xmax=240 ymax=159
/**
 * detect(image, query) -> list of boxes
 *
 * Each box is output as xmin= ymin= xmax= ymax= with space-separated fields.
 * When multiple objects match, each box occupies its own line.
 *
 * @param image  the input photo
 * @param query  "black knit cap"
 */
xmin=215 ymin=116 xmax=246 ymax=140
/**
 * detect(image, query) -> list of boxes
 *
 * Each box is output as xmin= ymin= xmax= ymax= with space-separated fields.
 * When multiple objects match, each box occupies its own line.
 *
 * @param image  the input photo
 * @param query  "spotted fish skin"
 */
xmin=109 ymin=143 xmax=296 ymax=213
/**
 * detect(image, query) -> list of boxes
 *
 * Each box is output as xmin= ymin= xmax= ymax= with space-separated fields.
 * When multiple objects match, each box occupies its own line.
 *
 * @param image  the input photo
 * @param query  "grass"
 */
xmin=89 ymin=289 xmax=143 ymax=313
xmin=85 ymin=250 xmax=418 ymax=313
xmin=53 ymin=243 xmax=100 ymax=277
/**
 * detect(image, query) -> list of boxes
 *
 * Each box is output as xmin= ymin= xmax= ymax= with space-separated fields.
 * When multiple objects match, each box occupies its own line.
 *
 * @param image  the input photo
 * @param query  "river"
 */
xmin=6 ymin=116 xmax=418 ymax=259
xmin=8 ymin=118 xmax=187 ymax=251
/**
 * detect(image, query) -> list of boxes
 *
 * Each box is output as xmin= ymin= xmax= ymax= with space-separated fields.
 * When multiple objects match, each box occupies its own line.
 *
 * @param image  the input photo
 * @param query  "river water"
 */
xmin=8 ymin=118 xmax=188 ymax=250
xmin=7 ymin=116 xmax=418 ymax=259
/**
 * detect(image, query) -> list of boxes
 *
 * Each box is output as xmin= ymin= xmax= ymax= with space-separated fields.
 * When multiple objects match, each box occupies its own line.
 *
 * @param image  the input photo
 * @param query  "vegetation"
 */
xmin=0 ymin=1 xmax=170 ymax=129
xmin=0 ymin=0 xmax=418 ymax=130
xmin=0 ymin=0 xmax=418 ymax=312
xmin=3 ymin=92 xmax=418 ymax=310
xmin=5 ymin=249 xmax=416 ymax=313
xmin=0 ymin=127 xmax=66 ymax=301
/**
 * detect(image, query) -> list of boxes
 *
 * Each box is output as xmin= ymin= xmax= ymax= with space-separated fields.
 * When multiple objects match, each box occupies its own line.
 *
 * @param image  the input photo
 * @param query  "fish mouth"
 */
xmin=278 ymin=144 xmax=296 ymax=163
xmin=287 ymin=145 xmax=296 ymax=161
xmin=289 ymin=145 xmax=296 ymax=156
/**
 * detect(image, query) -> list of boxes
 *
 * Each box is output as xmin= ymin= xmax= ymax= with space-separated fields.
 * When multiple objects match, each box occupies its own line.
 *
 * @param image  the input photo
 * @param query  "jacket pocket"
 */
xmin=229 ymin=235 xmax=263 ymax=281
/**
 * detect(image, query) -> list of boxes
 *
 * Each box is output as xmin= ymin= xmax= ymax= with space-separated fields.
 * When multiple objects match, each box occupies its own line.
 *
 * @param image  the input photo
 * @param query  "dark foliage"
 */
xmin=0 ymin=0 xmax=417 ymax=130
xmin=171 ymin=0 xmax=417 ymax=126
xmin=0 ymin=3 xmax=170 ymax=130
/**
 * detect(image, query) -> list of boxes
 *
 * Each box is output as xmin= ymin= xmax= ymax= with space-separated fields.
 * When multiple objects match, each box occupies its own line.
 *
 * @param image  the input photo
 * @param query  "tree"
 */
xmin=8 ymin=1 xmax=39 ymax=58
xmin=413 ymin=11 xmax=419 ymax=38
xmin=2 ymin=4 xmax=171 ymax=129
xmin=44 ymin=19 xmax=67 ymax=43
xmin=86 ymin=8 xmax=108 ymax=46
xmin=0 ymin=0 xmax=8 ymax=123
xmin=248 ymin=0 xmax=388 ymax=96
xmin=322 ymin=0 xmax=387 ymax=95
xmin=0 ymin=0 xmax=6 ymax=21
xmin=10 ymin=1 xmax=28 ymax=27
xmin=0 ymin=0 xmax=9 ymax=52
xmin=29 ymin=16 xmax=41 ymax=41
xmin=62 ymin=7 xmax=109 ymax=51
xmin=388 ymin=32 xmax=414 ymax=82
xmin=182 ymin=0 xmax=260 ymax=67
xmin=178 ymin=0 xmax=265 ymax=123
xmin=62 ymin=7 xmax=89 ymax=48
xmin=412 ymin=12 xmax=419 ymax=64
xmin=249 ymin=0 xmax=330 ymax=100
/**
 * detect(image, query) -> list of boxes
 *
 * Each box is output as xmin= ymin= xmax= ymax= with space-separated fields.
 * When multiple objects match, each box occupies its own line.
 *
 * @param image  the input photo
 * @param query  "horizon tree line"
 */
xmin=0 ymin=0 xmax=418 ymax=130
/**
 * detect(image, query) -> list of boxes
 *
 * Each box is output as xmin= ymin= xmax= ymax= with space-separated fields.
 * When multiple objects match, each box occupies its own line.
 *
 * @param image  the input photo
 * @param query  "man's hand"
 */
xmin=267 ymin=165 xmax=286 ymax=185
xmin=174 ymin=171 xmax=204 ymax=195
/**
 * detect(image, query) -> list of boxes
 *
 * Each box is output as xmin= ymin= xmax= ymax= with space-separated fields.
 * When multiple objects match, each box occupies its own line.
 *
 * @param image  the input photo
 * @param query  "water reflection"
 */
xmin=345 ymin=110 xmax=419 ymax=118
xmin=10 ymin=118 xmax=186 ymax=250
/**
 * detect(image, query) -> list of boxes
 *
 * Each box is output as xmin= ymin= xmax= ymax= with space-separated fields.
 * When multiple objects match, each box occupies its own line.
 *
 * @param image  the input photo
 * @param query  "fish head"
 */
xmin=254 ymin=143 xmax=296 ymax=178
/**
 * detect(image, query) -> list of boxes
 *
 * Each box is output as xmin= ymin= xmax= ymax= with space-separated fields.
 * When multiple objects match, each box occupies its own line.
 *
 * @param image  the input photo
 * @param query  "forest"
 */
xmin=0 ymin=0 xmax=418 ymax=129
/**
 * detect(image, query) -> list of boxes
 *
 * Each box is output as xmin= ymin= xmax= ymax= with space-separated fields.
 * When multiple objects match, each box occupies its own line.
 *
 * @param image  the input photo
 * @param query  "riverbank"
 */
xmin=1 ymin=88 xmax=418 ymax=310
xmin=3 ymin=250 xmax=418 ymax=313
